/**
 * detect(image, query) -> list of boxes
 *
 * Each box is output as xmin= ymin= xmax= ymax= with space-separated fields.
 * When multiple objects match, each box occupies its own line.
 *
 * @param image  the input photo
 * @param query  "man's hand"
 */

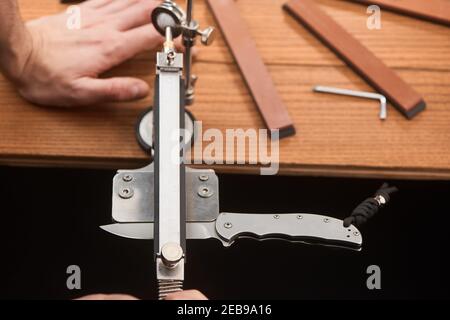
xmin=2 ymin=0 xmax=165 ymax=107
xmin=165 ymin=290 xmax=208 ymax=300
xmin=77 ymin=293 xmax=139 ymax=300
xmin=76 ymin=290 xmax=208 ymax=300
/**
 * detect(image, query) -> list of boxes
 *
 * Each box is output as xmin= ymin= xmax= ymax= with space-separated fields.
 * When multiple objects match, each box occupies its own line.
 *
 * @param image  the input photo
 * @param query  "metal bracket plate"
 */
xmin=112 ymin=164 xmax=219 ymax=223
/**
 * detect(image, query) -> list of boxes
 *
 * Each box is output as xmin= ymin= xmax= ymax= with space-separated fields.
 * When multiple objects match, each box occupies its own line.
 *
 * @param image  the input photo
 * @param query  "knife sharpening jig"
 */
xmin=100 ymin=0 xmax=396 ymax=299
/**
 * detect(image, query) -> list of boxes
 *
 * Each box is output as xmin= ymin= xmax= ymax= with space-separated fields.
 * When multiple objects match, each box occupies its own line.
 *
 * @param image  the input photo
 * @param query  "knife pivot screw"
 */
xmin=297 ymin=215 xmax=303 ymax=219
xmin=323 ymin=218 xmax=330 ymax=223
xmin=198 ymin=186 xmax=213 ymax=198
xmin=122 ymin=174 xmax=133 ymax=182
xmin=273 ymin=215 xmax=280 ymax=219
xmin=119 ymin=187 xmax=134 ymax=199
xmin=224 ymin=222 xmax=233 ymax=229
xmin=199 ymin=174 xmax=209 ymax=181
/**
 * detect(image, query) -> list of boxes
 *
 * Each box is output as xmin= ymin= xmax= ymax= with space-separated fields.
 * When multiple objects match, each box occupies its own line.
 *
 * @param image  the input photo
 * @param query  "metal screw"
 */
xmin=199 ymin=174 xmax=209 ymax=181
xmin=119 ymin=187 xmax=134 ymax=199
xmin=196 ymin=27 xmax=216 ymax=46
xmin=297 ymin=215 xmax=303 ymax=219
xmin=323 ymin=218 xmax=330 ymax=223
xmin=161 ymin=243 xmax=184 ymax=268
xmin=353 ymin=231 xmax=360 ymax=236
xmin=167 ymin=51 xmax=176 ymax=65
xmin=273 ymin=215 xmax=280 ymax=219
xmin=224 ymin=222 xmax=233 ymax=229
xmin=198 ymin=186 xmax=213 ymax=198
xmin=123 ymin=174 xmax=133 ymax=182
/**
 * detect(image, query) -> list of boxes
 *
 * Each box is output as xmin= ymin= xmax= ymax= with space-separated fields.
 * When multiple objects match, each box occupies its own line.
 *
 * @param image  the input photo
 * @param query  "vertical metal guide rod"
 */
xmin=150 ymin=0 xmax=216 ymax=299
xmin=154 ymin=25 xmax=185 ymax=299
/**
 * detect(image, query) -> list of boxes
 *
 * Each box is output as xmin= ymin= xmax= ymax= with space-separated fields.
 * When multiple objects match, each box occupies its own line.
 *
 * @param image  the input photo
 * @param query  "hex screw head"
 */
xmin=198 ymin=186 xmax=213 ymax=198
xmin=297 ymin=215 xmax=303 ymax=220
xmin=323 ymin=218 xmax=330 ymax=223
xmin=353 ymin=231 xmax=360 ymax=236
xmin=224 ymin=222 xmax=233 ymax=229
xmin=273 ymin=215 xmax=280 ymax=219
xmin=199 ymin=174 xmax=209 ymax=181
xmin=123 ymin=174 xmax=133 ymax=182
xmin=119 ymin=187 xmax=134 ymax=199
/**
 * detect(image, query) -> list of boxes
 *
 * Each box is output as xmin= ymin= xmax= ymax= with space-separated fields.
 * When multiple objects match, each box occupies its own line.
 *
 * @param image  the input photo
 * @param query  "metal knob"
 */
xmin=152 ymin=0 xmax=185 ymax=38
xmin=198 ymin=27 xmax=216 ymax=46
xmin=160 ymin=243 xmax=184 ymax=268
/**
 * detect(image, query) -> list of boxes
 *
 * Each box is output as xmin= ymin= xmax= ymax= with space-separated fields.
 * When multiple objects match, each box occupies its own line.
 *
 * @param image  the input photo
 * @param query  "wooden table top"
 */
xmin=1 ymin=0 xmax=449 ymax=180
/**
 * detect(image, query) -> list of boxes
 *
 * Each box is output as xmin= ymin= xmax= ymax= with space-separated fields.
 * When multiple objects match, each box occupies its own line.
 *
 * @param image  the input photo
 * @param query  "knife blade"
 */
xmin=101 ymin=221 xmax=217 ymax=241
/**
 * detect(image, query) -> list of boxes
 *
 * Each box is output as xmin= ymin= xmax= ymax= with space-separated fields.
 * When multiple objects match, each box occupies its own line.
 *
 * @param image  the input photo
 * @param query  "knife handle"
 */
xmin=215 ymin=213 xmax=362 ymax=250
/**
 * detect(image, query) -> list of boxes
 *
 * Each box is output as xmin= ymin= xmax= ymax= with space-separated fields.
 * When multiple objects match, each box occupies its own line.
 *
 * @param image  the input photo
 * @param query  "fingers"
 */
xmin=165 ymin=290 xmax=208 ymax=301
xmin=97 ymin=25 xmax=162 ymax=68
xmin=119 ymin=24 xmax=164 ymax=57
xmin=81 ymin=0 xmax=115 ymax=9
xmin=72 ymin=77 xmax=149 ymax=105
xmin=99 ymin=25 xmax=194 ymax=72
xmin=173 ymin=38 xmax=199 ymax=56
xmin=76 ymin=294 xmax=139 ymax=300
xmin=82 ymin=0 xmax=158 ymax=31
xmin=97 ymin=0 xmax=140 ymax=14
xmin=109 ymin=0 xmax=159 ymax=31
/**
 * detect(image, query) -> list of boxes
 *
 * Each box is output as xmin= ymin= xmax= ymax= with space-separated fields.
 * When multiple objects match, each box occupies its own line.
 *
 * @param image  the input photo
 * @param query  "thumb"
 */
xmin=73 ymin=77 xmax=149 ymax=105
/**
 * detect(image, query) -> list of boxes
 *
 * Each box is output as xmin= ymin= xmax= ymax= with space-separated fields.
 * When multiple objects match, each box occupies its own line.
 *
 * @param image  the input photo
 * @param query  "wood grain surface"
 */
xmin=0 ymin=0 xmax=449 ymax=180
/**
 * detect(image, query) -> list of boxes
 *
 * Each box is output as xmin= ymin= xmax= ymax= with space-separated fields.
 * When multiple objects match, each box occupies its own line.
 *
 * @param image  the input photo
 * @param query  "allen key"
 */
xmin=313 ymin=86 xmax=387 ymax=120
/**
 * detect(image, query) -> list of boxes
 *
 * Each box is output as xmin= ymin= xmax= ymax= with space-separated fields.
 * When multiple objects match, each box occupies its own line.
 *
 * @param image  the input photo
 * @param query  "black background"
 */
xmin=1 ymin=165 xmax=449 ymax=300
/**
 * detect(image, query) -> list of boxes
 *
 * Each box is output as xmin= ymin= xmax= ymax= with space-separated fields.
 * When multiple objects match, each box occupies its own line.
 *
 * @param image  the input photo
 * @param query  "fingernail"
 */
xmin=132 ymin=85 xmax=140 ymax=97
xmin=132 ymin=84 xmax=147 ymax=98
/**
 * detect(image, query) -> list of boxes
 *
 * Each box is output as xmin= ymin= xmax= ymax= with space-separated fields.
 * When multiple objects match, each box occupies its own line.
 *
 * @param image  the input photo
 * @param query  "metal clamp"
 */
xmin=151 ymin=0 xmax=216 ymax=105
